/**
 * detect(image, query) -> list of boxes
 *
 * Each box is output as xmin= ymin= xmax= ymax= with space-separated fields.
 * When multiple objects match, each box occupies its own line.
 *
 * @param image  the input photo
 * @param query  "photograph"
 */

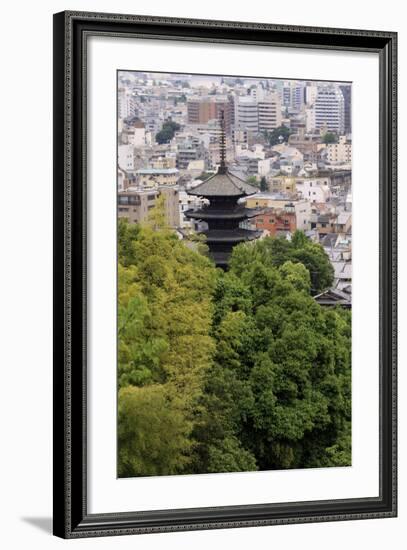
xmin=116 ymin=70 xmax=353 ymax=478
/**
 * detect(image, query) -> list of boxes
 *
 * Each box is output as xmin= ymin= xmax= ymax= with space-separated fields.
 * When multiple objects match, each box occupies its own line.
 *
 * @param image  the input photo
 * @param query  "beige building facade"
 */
xmin=118 ymin=186 xmax=180 ymax=228
xmin=326 ymin=136 xmax=352 ymax=165
xmin=135 ymin=168 xmax=179 ymax=188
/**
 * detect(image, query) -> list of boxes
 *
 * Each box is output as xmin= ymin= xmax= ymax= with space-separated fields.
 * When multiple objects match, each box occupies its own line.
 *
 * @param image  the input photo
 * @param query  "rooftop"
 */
xmin=136 ymin=168 xmax=179 ymax=175
xmin=187 ymin=171 xmax=259 ymax=197
xmin=202 ymin=229 xmax=262 ymax=243
xmin=185 ymin=206 xmax=260 ymax=220
xmin=314 ymin=288 xmax=351 ymax=308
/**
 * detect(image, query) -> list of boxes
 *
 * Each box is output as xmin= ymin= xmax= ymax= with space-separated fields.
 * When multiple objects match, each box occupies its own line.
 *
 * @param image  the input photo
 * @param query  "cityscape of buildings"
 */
xmin=117 ymin=71 xmax=352 ymax=305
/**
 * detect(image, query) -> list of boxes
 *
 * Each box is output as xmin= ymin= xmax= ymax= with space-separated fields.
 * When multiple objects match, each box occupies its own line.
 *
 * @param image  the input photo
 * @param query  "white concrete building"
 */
xmin=312 ymin=85 xmax=345 ymax=134
xmin=296 ymin=177 xmax=331 ymax=204
xmin=258 ymin=158 xmax=272 ymax=176
xmin=282 ymin=81 xmax=305 ymax=111
xmin=235 ymin=96 xmax=259 ymax=134
xmin=126 ymin=125 xmax=147 ymax=147
xmin=235 ymin=92 xmax=282 ymax=134
xmin=305 ymin=84 xmax=318 ymax=106
xmin=118 ymin=168 xmax=126 ymax=192
xmin=178 ymin=190 xmax=207 ymax=229
xmin=118 ymin=144 xmax=136 ymax=172
xmin=118 ymin=87 xmax=136 ymax=120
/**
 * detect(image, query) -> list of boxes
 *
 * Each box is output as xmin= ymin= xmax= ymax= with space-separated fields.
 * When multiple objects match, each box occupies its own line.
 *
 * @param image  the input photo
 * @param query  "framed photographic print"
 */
xmin=53 ymin=11 xmax=397 ymax=538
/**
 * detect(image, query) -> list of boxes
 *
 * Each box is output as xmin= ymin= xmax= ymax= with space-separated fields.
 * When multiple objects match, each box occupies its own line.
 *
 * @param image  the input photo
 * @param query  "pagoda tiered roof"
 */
xmin=188 ymin=170 xmax=258 ymax=197
xmin=185 ymin=205 xmax=260 ymax=220
xmin=184 ymin=109 xmax=261 ymax=268
xmin=201 ymin=228 xmax=262 ymax=243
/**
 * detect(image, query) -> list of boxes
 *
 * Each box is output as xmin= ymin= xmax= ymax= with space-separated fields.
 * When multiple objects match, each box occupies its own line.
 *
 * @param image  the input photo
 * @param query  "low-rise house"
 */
xmin=296 ymin=176 xmax=331 ymax=204
xmin=334 ymin=211 xmax=352 ymax=234
xmin=245 ymin=193 xmax=311 ymax=231
xmin=268 ymin=176 xmax=297 ymax=195
xmin=326 ymin=136 xmax=352 ymax=165
xmin=314 ymin=288 xmax=351 ymax=308
xmin=313 ymin=213 xmax=338 ymax=236
xmin=135 ymin=168 xmax=179 ymax=188
xmin=252 ymin=206 xmax=297 ymax=236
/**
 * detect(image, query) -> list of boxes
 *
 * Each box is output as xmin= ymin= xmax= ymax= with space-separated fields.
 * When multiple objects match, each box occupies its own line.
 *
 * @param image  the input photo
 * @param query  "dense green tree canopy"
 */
xmin=155 ymin=120 xmax=181 ymax=144
xmin=246 ymin=176 xmax=258 ymax=185
xmin=264 ymin=125 xmax=292 ymax=146
xmin=322 ymin=131 xmax=339 ymax=144
xmin=118 ymin=215 xmax=350 ymax=477
xmin=229 ymin=231 xmax=334 ymax=294
xmin=259 ymin=176 xmax=268 ymax=192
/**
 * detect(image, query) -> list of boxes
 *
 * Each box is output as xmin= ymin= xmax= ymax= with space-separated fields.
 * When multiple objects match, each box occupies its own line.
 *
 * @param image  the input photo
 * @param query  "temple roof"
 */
xmin=184 ymin=206 xmax=260 ymax=220
xmin=188 ymin=170 xmax=259 ymax=198
xmin=201 ymin=229 xmax=262 ymax=243
xmin=314 ymin=288 xmax=351 ymax=308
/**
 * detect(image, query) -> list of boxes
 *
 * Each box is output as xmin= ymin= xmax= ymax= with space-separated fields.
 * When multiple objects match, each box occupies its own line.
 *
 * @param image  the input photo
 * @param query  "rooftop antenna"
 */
xmin=218 ymin=109 xmax=227 ymax=174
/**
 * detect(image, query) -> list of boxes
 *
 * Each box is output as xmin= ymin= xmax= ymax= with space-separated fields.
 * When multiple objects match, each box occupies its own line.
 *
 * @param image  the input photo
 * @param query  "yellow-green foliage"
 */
xmin=117 ymin=216 xmax=217 ymax=476
xmin=118 ymin=385 xmax=192 ymax=477
xmin=117 ymin=213 xmax=351 ymax=477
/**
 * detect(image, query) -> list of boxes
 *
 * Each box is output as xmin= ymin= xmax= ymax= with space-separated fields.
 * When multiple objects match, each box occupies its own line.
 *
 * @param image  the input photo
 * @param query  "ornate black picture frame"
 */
xmin=53 ymin=10 xmax=397 ymax=539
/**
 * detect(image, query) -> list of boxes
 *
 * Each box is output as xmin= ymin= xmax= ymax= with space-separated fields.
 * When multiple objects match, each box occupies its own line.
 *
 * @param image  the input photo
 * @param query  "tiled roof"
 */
xmin=188 ymin=170 xmax=258 ymax=197
xmin=185 ymin=207 xmax=260 ymax=220
xmin=136 ymin=168 xmax=179 ymax=174
xmin=202 ymin=229 xmax=262 ymax=243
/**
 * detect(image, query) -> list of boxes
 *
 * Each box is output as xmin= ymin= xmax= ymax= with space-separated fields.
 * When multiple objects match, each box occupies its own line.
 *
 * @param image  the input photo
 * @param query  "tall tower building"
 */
xmin=235 ymin=96 xmax=259 ymax=134
xmin=282 ymin=81 xmax=305 ymax=111
xmin=313 ymin=85 xmax=345 ymax=134
xmin=185 ymin=113 xmax=261 ymax=268
xmin=258 ymin=92 xmax=282 ymax=132
xmin=187 ymin=96 xmax=234 ymax=133
xmin=339 ymin=84 xmax=352 ymax=134
xmin=118 ymin=87 xmax=137 ymax=120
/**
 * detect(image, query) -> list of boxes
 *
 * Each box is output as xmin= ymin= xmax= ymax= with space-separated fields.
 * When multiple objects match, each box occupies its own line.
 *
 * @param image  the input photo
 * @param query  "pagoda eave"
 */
xmin=185 ymin=208 xmax=260 ymax=221
xmin=202 ymin=229 xmax=262 ymax=243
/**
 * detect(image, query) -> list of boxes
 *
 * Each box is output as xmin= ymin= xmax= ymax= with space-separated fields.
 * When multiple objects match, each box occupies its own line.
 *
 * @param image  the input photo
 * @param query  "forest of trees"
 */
xmin=117 ymin=211 xmax=351 ymax=477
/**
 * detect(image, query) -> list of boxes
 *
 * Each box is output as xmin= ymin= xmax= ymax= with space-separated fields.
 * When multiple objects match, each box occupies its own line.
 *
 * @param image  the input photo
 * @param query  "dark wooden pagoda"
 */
xmin=185 ymin=113 xmax=261 ymax=268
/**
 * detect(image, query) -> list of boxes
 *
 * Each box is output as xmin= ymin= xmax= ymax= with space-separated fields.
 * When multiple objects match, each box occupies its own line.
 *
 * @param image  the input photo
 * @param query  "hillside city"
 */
xmin=117 ymin=71 xmax=352 ymax=307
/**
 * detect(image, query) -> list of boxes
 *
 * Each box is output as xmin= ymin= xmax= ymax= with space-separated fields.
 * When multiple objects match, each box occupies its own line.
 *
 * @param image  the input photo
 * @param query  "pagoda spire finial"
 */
xmin=218 ymin=109 xmax=227 ymax=174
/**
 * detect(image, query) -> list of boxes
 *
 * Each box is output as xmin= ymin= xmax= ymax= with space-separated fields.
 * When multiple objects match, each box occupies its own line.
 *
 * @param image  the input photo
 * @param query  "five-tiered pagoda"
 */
xmin=185 ymin=113 xmax=261 ymax=268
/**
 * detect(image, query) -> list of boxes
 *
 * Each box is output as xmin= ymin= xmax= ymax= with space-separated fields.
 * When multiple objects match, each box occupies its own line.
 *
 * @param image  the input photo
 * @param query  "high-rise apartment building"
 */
xmin=235 ymin=96 xmax=259 ymax=134
xmin=258 ymin=92 xmax=282 ymax=132
xmin=312 ymin=85 xmax=345 ymax=134
xmin=235 ymin=91 xmax=282 ymax=134
xmin=339 ymin=84 xmax=352 ymax=134
xmin=118 ymin=87 xmax=137 ymax=120
xmin=187 ymin=96 xmax=234 ymax=132
xmin=282 ymin=81 xmax=305 ymax=111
